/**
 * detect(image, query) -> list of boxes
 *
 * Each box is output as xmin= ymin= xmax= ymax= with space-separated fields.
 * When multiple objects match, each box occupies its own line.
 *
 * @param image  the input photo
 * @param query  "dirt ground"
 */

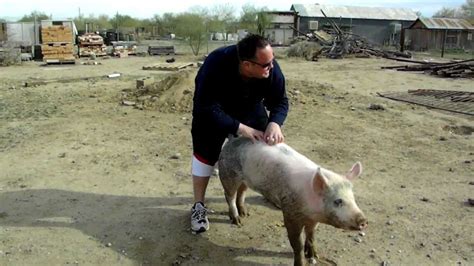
xmin=0 ymin=50 xmax=473 ymax=266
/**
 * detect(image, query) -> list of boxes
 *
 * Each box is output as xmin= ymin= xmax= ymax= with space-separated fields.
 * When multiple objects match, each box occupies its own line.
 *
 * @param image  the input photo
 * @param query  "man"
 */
xmin=190 ymin=34 xmax=289 ymax=233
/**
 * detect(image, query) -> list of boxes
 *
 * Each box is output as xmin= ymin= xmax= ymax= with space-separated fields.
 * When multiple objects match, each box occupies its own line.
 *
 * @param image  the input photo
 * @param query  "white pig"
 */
xmin=218 ymin=137 xmax=368 ymax=266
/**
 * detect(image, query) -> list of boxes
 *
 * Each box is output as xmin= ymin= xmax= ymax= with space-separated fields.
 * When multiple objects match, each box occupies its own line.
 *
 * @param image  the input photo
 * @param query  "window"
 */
xmin=308 ymin=21 xmax=319 ymax=30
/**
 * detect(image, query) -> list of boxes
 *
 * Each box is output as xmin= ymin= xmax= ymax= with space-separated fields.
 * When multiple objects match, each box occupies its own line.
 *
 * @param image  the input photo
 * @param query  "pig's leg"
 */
xmin=221 ymin=177 xmax=243 ymax=226
xmin=236 ymin=183 xmax=249 ymax=217
xmin=304 ymin=221 xmax=319 ymax=261
xmin=283 ymin=213 xmax=305 ymax=266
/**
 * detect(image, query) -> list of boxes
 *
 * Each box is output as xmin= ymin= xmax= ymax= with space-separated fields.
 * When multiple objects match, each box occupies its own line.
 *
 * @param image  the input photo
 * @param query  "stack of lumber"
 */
xmin=41 ymin=26 xmax=75 ymax=63
xmin=382 ymin=59 xmax=474 ymax=78
xmin=41 ymin=26 xmax=72 ymax=42
xmin=148 ymin=45 xmax=175 ymax=56
xmin=78 ymin=33 xmax=107 ymax=57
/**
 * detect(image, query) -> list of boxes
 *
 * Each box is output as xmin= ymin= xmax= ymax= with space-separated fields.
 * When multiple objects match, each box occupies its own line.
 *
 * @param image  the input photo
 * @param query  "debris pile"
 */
xmin=382 ymin=59 xmax=474 ymax=78
xmin=289 ymin=10 xmax=411 ymax=60
xmin=0 ymin=44 xmax=21 ymax=66
xmin=122 ymin=69 xmax=196 ymax=113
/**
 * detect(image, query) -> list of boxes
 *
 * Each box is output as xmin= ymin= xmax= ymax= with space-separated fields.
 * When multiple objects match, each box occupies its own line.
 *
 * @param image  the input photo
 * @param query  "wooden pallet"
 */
xmin=44 ymin=56 xmax=76 ymax=64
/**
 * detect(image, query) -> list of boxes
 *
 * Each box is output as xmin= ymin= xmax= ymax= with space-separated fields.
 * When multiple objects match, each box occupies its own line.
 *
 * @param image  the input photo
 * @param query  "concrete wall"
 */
xmin=2 ymin=22 xmax=40 ymax=45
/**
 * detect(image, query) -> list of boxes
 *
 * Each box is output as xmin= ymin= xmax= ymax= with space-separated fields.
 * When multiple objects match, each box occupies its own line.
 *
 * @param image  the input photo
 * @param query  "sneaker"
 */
xmin=191 ymin=202 xmax=209 ymax=233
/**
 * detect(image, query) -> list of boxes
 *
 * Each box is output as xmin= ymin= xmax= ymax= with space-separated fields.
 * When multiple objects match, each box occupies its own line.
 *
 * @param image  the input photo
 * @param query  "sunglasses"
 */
xmin=247 ymin=59 xmax=274 ymax=70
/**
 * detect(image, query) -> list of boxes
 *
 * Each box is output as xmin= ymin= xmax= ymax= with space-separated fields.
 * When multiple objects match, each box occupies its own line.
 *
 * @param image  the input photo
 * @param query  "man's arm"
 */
xmin=193 ymin=54 xmax=240 ymax=135
xmin=263 ymin=60 xmax=289 ymax=144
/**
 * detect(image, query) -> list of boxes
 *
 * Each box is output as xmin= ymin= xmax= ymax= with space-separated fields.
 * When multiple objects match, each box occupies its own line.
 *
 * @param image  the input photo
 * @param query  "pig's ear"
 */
xmin=346 ymin=162 xmax=362 ymax=181
xmin=313 ymin=168 xmax=328 ymax=192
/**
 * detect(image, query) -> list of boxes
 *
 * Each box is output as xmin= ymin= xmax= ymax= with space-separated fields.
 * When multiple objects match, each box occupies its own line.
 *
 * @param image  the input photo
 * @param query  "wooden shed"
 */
xmin=404 ymin=18 xmax=474 ymax=51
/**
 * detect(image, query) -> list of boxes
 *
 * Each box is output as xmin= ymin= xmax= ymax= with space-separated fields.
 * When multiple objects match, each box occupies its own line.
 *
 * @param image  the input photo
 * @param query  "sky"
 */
xmin=0 ymin=0 xmax=467 ymax=21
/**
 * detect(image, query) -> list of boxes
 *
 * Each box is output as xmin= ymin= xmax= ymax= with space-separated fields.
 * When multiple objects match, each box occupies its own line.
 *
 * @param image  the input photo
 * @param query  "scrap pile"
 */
xmin=41 ymin=26 xmax=75 ymax=63
xmin=382 ymin=59 xmax=474 ymax=78
xmin=290 ymin=10 xmax=411 ymax=60
xmin=78 ymin=33 xmax=107 ymax=57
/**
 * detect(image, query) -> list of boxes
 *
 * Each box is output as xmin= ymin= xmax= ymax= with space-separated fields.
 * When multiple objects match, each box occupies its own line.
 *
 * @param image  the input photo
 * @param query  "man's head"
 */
xmin=237 ymin=34 xmax=274 ymax=79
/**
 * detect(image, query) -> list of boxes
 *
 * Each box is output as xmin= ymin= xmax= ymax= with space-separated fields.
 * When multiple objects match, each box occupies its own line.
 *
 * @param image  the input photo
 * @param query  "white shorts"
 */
xmin=191 ymin=155 xmax=216 ymax=177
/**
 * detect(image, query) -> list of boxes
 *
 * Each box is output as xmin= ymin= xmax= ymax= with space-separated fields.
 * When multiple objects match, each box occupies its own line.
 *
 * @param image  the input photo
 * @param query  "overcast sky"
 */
xmin=0 ymin=0 xmax=466 ymax=20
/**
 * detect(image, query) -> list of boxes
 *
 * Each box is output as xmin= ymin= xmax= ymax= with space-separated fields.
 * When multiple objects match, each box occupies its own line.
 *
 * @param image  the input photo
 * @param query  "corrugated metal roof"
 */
xmin=412 ymin=18 xmax=474 ymax=30
xmin=291 ymin=4 xmax=418 ymax=21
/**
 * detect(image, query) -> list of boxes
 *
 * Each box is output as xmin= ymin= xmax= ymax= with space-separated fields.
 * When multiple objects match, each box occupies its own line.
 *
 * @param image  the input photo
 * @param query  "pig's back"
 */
xmin=239 ymin=141 xmax=318 ymax=205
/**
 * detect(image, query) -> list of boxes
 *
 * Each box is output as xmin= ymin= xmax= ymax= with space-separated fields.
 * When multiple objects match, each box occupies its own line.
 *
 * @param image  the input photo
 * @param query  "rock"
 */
xmin=106 ymin=242 xmax=112 ymax=247
xmin=308 ymin=257 xmax=317 ymax=264
xmin=467 ymin=198 xmax=474 ymax=206
xmin=368 ymin=103 xmax=385 ymax=110
xmin=354 ymin=237 xmax=362 ymax=243
xmin=469 ymin=181 xmax=474 ymax=185
xmin=386 ymin=220 xmax=394 ymax=225
xmin=359 ymin=231 xmax=366 ymax=237
xmin=421 ymin=197 xmax=430 ymax=202
xmin=170 ymin=153 xmax=181 ymax=160
xmin=58 ymin=152 xmax=66 ymax=158
xmin=370 ymin=248 xmax=376 ymax=253
xmin=381 ymin=261 xmax=389 ymax=266
xmin=351 ymin=107 xmax=356 ymax=111
xmin=439 ymin=136 xmax=447 ymax=141
xmin=121 ymin=100 xmax=136 ymax=106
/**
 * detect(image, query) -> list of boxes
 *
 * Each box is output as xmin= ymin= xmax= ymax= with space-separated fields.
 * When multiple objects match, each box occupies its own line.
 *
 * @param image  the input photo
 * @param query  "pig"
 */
xmin=218 ymin=137 xmax=368 ymax=266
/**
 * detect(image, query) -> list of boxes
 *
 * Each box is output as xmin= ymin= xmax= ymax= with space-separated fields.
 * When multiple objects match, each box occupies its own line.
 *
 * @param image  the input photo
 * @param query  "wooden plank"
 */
xmin=142 ymin=62 xmax=194 ymax=71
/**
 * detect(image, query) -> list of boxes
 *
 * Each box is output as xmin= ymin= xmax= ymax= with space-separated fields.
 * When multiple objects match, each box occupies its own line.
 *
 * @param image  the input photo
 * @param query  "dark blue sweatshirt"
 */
xmin=192 ymin=45 xmax=289 ymax=135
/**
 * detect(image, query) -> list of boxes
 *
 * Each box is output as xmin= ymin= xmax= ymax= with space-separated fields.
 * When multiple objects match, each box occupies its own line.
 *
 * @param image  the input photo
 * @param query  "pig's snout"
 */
xmin=356 ymin=214 xmax=368 ymax=230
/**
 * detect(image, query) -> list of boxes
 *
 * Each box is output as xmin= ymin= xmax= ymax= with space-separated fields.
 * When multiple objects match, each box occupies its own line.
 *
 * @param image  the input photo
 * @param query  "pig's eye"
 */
xmin=334 ymin=199 xmax=343 ymax=207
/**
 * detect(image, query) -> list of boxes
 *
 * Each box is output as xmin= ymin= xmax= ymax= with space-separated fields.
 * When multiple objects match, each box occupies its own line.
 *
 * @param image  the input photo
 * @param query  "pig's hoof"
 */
xmin=231 ymin=216 xmax=243 ymax=226
xmin=238 ymin=206 xmax=249 ymax=217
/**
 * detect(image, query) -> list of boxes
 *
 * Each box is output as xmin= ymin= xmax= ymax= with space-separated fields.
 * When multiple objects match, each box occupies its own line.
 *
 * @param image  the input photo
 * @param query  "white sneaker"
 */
xmin=191 ymin=202 xmax=209 ymax=233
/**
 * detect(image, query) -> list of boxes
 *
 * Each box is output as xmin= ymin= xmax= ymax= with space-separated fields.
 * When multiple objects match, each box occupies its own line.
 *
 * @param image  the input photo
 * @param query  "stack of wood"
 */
xmin=41 ymin=26 xmax=75 ymax=63
xmin=382 ymin=59 xmax=474 ymax=78
xmin=112 ymin=41 xmax=137 ymax=57
xmin=78 ymin=33 xmax=107 ymax=57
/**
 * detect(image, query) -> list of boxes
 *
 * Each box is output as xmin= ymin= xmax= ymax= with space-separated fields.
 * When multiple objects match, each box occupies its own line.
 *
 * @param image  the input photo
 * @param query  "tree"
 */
xmin=110 ymin=13 xmax=140 ymax=30
xmin=18 ymin=11 xmax=49 ymax=22
xmin=460 ymin=0 xmax=474 ymax=21
xmin=256 ymin=11 xmax=272 ymax=37
xmin=239 ymin=4 xmax=272 ymax=36
xmin=174 ymin=12 xmax=207 ymax=55
xmin=433 ymin=7 xmax=459 ymax=18
xmin=432 ymin=0 xmax=473 ymax=19
xmin=239 ymin=4 xmax=259 ymax=31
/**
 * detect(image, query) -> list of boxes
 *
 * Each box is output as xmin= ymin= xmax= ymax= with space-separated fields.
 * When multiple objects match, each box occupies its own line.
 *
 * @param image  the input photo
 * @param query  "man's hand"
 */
xmin=238 ymin=123 xmax=264 ymax=143
xmin=264 ymin=122 xmax=284 ymax=145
